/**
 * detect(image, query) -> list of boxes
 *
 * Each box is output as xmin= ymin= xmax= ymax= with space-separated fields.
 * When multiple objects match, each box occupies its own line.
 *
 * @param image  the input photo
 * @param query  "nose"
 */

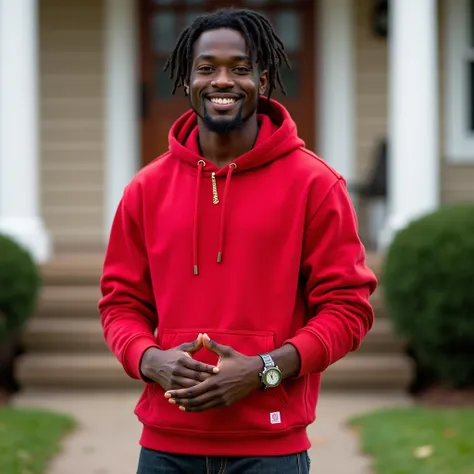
xmin=211 ymin=68 xmax=234 ymax=89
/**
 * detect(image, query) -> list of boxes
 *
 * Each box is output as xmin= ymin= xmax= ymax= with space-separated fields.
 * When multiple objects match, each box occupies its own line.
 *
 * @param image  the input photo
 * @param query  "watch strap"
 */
xmin=259 ymin=353 xmax=275 ymax=368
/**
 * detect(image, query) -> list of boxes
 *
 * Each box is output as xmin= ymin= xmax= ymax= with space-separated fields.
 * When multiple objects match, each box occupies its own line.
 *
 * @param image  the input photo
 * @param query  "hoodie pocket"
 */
xmin=135 ymin=329 xmax=290 ymax=435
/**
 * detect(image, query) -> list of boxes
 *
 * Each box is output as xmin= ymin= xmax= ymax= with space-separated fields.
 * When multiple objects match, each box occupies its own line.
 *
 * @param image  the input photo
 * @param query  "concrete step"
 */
xmin=358 ymin=317 xmax=405 ymax=353
xmin=22 ymin=315 xmax=404 ymax=355
xmin=39 ymin=251 xmax=383 ymax=287
xmin=35 ymin=285 xmax=101 ymax=319
xmin=22 ymin=317 xmax=108 ymax=353
xmin=369 ymin=287 xmax=385 ymax=318
xmin=35 ymin=284 xmax=387 ymax=321
xmin=366 ymin=251 xmax=383 ymax=278
xmin=321 ymin=353 xmax=413 ymax=391
xmin=16 ymin=353 xmax=141 ymax=389
xmin=16 ymin=351 xmax=412 ymax=391
xmin=40 ymin=253 xmax=103 ymax=286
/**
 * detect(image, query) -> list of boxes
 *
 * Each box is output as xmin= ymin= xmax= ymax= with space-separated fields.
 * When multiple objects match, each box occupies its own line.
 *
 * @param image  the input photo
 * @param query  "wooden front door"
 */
xmin=139 ymin=0 xmax=316 ymax=166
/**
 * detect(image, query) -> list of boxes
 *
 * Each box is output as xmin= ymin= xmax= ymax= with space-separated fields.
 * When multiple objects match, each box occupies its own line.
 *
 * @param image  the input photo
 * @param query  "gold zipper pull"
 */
xmin=211 ymin=172 xmax=219 ymax=205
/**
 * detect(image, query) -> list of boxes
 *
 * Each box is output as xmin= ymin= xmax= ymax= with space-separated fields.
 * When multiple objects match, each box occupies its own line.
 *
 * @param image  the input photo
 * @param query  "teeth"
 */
xmin=210 ymin=97 xmax=236 ymax=105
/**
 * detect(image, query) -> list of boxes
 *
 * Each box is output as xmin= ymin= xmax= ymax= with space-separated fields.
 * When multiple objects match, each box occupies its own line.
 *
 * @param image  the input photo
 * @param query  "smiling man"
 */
xmin=99 ymin=8 xmax=377 ymax=474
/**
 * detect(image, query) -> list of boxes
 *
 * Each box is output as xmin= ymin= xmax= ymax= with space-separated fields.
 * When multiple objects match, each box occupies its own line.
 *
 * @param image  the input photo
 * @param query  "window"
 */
xmin=445 ymin=0 xmax=474 ymax=162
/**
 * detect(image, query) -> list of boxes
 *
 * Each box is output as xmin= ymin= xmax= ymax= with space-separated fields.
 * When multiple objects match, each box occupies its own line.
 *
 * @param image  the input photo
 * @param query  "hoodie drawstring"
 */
xmin=193 ymin=160 xmax=205 ymax=275
xmin=193 ymin=161 xmax=236 ymax=275
xmin=217 ymin=163 xmax=236 ymax=263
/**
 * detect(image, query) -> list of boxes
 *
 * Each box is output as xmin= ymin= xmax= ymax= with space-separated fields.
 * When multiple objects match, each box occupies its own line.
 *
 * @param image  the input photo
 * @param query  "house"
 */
xmin=0 ymin=0 xmax=472 ymax=390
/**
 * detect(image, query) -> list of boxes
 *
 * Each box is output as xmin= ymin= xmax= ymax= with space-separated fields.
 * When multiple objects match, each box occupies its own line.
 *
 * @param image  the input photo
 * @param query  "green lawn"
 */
xmin=350 ymin=406 xmax=474 ymax=474
xmin=0 ymin=406 xmax=75 ymax=474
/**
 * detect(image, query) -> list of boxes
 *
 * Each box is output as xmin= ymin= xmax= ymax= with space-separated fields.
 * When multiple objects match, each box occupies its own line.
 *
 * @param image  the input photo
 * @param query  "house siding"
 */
xmin=37 ymin=0 xmax=474 ymax=251
xmin=355 ymin=0 xmax=388 ymax=182
xmin=40 ymin=0 xmax=105 ymax=249
xmin=438 ymin=0 xmax=474 ymax=203
xmin=354 ymin=0 xmax=474 ymax=206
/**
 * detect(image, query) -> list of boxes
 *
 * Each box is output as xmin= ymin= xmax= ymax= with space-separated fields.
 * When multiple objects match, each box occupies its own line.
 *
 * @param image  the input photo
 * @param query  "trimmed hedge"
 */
xmin=0 ymin=234 xmax=41 ymax=342
xmin=383 ymin=205 xmax=474 ymax=388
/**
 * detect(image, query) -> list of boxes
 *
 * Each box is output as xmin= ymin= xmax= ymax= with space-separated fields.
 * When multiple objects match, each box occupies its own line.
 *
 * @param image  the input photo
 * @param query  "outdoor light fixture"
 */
xmin=372 ymin=0 xmax=389 ymax=38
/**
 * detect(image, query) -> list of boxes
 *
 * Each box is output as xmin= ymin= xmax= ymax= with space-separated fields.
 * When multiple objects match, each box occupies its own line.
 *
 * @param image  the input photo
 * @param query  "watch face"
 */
xmin=265 ymin=368 xmax=281 ymax=386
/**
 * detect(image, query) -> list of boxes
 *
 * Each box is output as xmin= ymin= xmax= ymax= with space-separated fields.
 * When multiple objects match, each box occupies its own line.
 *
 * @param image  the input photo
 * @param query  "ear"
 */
xmin=259 ymin=71 xmax=268 ymax=95
xmin=184 ymin=83 xmax=190 ymax=96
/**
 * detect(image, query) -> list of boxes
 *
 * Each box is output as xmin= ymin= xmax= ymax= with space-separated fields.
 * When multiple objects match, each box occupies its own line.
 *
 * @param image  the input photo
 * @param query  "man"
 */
xmin=99 ymin=7 xmax=377 ymax=474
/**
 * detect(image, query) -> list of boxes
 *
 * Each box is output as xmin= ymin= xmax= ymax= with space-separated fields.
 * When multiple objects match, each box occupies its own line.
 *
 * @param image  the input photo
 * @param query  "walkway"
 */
xmin=13 ymin=389 xmax=410 ymax=474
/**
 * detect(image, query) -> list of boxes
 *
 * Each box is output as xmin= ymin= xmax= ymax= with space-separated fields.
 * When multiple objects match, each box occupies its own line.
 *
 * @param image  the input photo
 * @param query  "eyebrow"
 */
xmin=195 ymin=54 xmax=251 ymax=62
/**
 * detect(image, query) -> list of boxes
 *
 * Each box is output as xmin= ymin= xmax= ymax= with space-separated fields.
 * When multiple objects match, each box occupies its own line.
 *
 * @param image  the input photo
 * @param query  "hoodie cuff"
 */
xmin=284 ymin=330 xmax=330 ymax=377
xmin=123 ymin=336 xmax=160 ymax=381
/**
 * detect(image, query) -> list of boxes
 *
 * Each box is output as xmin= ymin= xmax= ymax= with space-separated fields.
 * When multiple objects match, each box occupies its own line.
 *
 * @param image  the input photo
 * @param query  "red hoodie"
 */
xmin=99 ymin=98 xmax=377 ymax=457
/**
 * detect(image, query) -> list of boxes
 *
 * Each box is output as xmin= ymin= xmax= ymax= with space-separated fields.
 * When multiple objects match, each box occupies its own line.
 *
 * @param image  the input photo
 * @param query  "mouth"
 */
xmin=205 ymin=94 xmax=241 ymax=112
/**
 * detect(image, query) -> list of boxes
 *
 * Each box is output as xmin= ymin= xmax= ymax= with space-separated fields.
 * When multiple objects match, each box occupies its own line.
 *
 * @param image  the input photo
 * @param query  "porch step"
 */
xmin=40 ymin=252 xmax=103 ymax=286
xmin=39 ymin=251 xmax=384 ymax=288
xmin=321 ymin=353 xmax=412 ymax=390
xmin=35 ymin=285 xmax=388 ymax=321
xmin=366 ymin=251 xmax=383 ymax=277
xmin=16 ymin=353 xmax=140 ymax=389
xmin=22 ymin=317 xmax=108 ymax=352
xmin=21 ymin=315 xmax=404 ymax=355
xmin=38 ymin=251 xmax=383 ymax=286
xmin=35 ymin=285 xmax=101 ymax=319
xmin=369 ymin=288 xmax=385 ymax=318
xmin=17 ymin=251 xmax=409 ymax=391
xmin=15 ymin=352 xmax=411 ymax=390
xmin=358 ymin=317 xmax=405 ymax=353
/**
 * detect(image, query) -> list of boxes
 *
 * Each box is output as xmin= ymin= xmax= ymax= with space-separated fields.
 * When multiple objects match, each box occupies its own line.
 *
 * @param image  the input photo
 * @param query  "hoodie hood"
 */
xmin=167 ymin=97 xmax=305 ymax=275
xmin=168 ymin=96 xmax=305 ymax=175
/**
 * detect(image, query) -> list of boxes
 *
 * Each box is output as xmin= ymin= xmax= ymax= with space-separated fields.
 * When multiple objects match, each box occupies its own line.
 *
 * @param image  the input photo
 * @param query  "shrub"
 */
xmin=383 ymin=204 xmax=474 ymax=389
xmin=0 ymin=234 xmax=41 ymax=342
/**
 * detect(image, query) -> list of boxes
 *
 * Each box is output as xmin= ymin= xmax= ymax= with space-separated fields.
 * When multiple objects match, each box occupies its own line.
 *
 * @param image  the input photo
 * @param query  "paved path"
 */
xmin=13 ymin=389 xmax=410 ymax=474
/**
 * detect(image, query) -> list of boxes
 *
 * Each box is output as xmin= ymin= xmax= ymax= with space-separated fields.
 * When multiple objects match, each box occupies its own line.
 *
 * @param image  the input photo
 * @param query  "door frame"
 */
xmin=138 ymin=0 xmax=319 ymax=167
xmin=104 ymin=0 xmax=356 ymax=236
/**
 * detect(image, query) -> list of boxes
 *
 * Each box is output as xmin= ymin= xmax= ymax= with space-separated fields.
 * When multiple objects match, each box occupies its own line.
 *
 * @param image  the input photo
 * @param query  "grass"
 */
xmin=0 ymin=406 xmax=75 ymax=474
xmin=349 ymin=405 xmax=474 ymax=474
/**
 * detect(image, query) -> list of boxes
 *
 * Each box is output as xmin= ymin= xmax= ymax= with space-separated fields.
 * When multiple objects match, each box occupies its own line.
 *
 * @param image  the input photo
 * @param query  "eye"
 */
xmin=234 ymin=66 xmax=251 ymax=74
xmin=197 ymin=66 xmax=214 ymax=74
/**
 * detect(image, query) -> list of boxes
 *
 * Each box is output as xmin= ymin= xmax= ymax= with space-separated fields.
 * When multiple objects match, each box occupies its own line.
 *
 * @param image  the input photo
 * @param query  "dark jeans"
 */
xmin=137 ymin=447 xmax=311 ymax=474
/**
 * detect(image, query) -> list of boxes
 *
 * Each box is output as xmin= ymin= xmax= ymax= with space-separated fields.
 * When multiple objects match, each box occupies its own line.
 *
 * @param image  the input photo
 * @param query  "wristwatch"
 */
xmin=258 ymin=353 xmax=282 ymax=389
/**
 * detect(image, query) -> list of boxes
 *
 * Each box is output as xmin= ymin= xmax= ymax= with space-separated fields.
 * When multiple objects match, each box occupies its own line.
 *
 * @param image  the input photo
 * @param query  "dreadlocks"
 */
xmin=163 ymin=8 xmax=290 ymax=98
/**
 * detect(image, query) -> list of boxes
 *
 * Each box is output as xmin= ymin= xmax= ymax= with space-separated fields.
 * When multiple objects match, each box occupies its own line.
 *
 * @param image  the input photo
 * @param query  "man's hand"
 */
xmin=164 ymin=333 xmax=263 ymax=412
xmin=140 ymin=333 xmax=219 ymax=391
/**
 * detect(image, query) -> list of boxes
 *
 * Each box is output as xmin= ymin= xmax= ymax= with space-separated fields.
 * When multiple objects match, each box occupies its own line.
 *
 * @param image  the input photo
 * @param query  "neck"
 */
xmin=198 ymin=115 xmax=259 ymax=168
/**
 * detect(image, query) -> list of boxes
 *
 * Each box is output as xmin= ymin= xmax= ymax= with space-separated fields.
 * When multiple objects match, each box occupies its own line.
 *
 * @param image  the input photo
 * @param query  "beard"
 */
xmin=202 ymin=108 xmax=244 ymax=134
xmin=191 ymin=95 xmax=257 ymax=135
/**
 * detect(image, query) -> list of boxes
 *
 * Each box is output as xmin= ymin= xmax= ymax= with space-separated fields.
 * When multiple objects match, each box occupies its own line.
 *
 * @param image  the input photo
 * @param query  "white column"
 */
xmin=318 ymin=0 xmax=355 ymax=182
xmin=378 ymin=0 xmax=439 ymax=249
xmin=0 ymin=0 xmax=51 ymax=263
xmin=105 ymin=0 xmax=139 ymax=236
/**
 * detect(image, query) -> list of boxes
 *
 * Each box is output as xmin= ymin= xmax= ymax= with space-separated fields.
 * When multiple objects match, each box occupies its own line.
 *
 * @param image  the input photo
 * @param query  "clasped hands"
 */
xmin=140 ymin=333 xmax=263 ymax=412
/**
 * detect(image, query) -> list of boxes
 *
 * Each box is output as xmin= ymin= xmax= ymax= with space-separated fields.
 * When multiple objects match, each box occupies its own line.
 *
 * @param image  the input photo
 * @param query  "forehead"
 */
xmin=193 ymin=28 xmax=248 ymax=60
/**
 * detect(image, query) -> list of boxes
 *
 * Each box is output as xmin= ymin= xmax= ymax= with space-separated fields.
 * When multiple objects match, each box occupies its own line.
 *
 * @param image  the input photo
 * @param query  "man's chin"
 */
xmin=202 ymin=116 xmax=243 ymax=134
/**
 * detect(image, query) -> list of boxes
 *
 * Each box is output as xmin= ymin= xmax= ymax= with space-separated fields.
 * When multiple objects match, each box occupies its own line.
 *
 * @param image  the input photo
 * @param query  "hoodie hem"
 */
xmin=139 ymin=425 xmax=311 ymax=457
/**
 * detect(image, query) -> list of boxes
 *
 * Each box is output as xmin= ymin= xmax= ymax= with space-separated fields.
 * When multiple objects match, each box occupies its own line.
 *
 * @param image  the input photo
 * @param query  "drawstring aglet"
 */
xmin=217 ymin=252 xmax=222 ymax=263
xmin=193 ymin=265 xmax=199 ymax=275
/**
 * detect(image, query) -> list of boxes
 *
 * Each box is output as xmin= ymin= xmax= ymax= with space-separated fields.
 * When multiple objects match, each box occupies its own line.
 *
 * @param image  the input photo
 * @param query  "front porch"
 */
xmin=0 ymin=0 xmax=456 ymax=393
xmin=16 ymin=250 xmax=413 ymax=391
xmin=0 ymin=0 xmax=445 ymax=261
